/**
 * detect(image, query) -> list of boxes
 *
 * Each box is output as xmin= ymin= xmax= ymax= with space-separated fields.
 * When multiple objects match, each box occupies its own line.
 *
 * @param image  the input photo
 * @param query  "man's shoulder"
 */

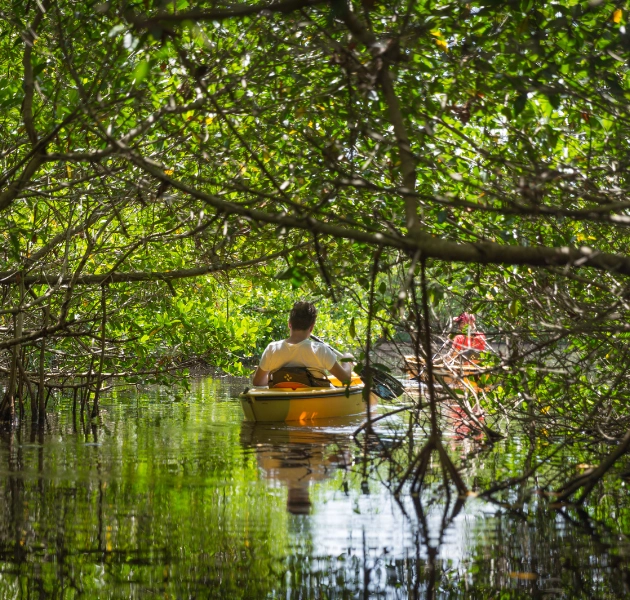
xmin=311 ymin=340 xmax=334 ymax=353
xmin=263 ymin=340 xmax=286 ymax=352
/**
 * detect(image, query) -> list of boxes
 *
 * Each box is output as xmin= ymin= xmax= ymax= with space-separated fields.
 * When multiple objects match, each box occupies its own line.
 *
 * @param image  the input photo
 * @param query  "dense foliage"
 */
xmin=1 ymin=0 xmax=630 ymax=500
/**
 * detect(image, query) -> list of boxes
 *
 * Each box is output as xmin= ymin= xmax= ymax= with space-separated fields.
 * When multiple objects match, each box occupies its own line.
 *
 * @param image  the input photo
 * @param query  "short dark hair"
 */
xmin=289 ymin=301 xmax=317 ymax=331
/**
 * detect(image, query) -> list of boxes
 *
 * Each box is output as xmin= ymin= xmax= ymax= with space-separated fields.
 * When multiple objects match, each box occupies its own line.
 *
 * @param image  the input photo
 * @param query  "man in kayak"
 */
xmin=251 ymin=301 xmax=353 ymax=386
xmin=446 ymin=312 xmax=487 ymax=362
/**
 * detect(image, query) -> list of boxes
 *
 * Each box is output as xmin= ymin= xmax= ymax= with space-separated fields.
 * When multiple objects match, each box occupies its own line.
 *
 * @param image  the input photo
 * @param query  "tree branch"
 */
xmin=126 ymin=152 xmax=630 ymax=279
xmin=0 ymin=153 xmax=45 ymax=212
xmin=555 ymin=427 xmax=630 ymax=504
xmin=339 ymin=5 xmax=418 ymax=229
xmin=128 ymin=0 xmax=327 ymax=28
xmin=21 ymin=0 xmax=50 ymax=146
xmin=0 ymin=248 xmax=291 ymax=286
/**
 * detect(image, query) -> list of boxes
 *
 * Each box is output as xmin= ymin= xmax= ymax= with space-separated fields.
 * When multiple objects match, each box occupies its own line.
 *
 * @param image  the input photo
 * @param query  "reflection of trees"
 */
xmin=0 ymin=396 xmax=292 ymax=598
xmin=0 ymin=387 xmax=629 ymax=597
xmin=350 ymin=408 xmax=630 ymax=598
xmin=240 ymin=413 xmax=630 ymax=597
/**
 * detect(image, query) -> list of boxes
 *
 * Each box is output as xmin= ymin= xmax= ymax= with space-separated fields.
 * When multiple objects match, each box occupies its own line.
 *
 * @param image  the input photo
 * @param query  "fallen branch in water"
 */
xmin=555 ymin=428 xmax=630 ymax=504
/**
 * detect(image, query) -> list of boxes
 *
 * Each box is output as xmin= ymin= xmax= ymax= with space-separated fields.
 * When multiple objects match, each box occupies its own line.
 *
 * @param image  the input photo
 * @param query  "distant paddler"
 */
xmin=445 ymin=312 xmax=487 ymax=364
xmin=403 ymin=311 xmax=487 ymax=379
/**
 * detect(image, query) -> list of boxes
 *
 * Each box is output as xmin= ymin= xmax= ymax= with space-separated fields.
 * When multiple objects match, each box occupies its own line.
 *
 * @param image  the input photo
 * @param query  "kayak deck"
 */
xmin=240 ymin=382 xmax=365 ymax=422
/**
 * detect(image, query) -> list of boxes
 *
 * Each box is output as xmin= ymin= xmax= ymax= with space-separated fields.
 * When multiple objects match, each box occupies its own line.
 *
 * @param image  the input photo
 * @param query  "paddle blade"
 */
xmin=362 ymin=366 xmax=404 ymax=400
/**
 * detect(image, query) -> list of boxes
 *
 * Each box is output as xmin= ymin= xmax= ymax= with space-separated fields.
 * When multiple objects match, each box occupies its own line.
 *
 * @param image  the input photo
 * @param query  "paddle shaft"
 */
xmin=310 ymin=335 xmax=403 ymax=400
xmin=309 ymin=334 xmax=351 ymax=360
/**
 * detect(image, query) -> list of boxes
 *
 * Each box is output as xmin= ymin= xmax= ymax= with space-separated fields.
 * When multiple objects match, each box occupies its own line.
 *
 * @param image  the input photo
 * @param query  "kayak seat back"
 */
xmin=269 ymin=366 xmax=331 ymax=388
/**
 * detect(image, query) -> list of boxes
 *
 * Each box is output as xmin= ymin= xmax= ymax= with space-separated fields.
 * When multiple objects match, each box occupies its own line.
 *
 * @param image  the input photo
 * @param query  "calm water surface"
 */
xmin=0 ymin=377 xmax=628 ymax=598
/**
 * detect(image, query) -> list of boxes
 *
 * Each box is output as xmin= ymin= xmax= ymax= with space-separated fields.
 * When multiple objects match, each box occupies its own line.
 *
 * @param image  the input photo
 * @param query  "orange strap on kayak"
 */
xmin=271 ymin=381 xmax=309 ymax=389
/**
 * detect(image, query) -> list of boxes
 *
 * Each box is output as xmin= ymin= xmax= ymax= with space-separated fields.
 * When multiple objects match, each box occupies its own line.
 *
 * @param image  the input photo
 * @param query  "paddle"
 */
xmin=310 ymin=334 xmax=404 ymax=401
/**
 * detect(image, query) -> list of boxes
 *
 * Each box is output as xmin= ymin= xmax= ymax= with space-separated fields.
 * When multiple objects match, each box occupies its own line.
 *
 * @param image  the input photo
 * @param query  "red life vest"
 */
xmin=452 ymin=333 xmax=487 ymax=352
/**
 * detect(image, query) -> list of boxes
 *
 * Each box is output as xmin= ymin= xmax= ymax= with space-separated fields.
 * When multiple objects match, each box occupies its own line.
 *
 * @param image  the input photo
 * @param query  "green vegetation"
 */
xmin=1 ymin=0 xmax=630 ymax=502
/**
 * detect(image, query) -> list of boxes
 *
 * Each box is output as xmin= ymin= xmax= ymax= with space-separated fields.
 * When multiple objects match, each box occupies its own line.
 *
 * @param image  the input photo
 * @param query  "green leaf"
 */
xmin=133 ymin=60 xmax=150 ymax=83
xmin=275 ymin=266 xmax=310 ymax=289
xmin=513 ymin=92 xmax=528 ymax=117
xmin=509 ymin=299 xmax=522 ymax=318
xmin=546 ymin=93 xmax=560 ymax=109
xmin=349 ymin=316 xmax=356 ymax=339
xmin=8 ymin=229 xmax=20 ymax=259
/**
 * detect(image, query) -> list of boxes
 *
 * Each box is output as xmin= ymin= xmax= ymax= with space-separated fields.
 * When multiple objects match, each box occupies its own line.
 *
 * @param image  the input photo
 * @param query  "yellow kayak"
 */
xmin=240 ymin=375 xmax=367 ymax=422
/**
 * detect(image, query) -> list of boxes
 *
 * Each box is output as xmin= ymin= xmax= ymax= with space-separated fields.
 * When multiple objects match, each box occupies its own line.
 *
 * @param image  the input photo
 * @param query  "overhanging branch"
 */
xmin=127 ymin=151 xmax=630 ymax=279
xmin=128 ymin=0 xmax=327 ymax=29
xmin=0 ymin=248 xmax=291 ymax=286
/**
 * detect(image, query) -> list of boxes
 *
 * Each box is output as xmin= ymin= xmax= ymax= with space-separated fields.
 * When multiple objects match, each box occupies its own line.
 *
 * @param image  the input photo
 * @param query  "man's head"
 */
xmin=289 ymin=301 xmax=317 ymax=332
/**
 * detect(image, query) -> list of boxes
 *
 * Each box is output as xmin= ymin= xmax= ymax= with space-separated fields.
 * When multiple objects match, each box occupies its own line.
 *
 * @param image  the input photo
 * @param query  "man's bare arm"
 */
xmin=252 ymin=367 xmax=269 ymax=386
xmin=329 ymin=360 xmax=353 ymax=383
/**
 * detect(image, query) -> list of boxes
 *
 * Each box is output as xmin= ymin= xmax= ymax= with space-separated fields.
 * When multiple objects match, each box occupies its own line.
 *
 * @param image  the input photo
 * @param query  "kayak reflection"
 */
xmin=240 ymin=416 xmax=363 ymax=515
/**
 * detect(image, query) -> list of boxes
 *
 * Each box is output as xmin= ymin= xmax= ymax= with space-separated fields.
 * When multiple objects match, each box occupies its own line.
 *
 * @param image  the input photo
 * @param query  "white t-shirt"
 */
xmin=258 ymin=339 xmax=337 ymax=375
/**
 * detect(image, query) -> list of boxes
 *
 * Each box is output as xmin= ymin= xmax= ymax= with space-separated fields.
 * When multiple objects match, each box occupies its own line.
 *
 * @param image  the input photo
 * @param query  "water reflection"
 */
xmin=0 ymin=378 xmax=626 ymax=598
xmin=240 ymin=417 xmax=361 ymax=515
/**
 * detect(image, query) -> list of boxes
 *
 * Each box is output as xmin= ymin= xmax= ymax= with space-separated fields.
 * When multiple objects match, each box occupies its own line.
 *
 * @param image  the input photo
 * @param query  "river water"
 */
xmin=0 ymin=377 xmax=628 ymax=598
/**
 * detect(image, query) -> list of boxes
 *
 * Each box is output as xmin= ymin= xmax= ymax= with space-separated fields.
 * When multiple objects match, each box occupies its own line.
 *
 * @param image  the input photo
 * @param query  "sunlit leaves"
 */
xmin=0 ymin=0 xmax=629 ymax=420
